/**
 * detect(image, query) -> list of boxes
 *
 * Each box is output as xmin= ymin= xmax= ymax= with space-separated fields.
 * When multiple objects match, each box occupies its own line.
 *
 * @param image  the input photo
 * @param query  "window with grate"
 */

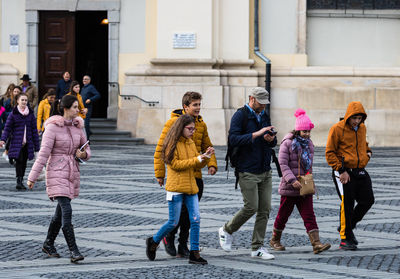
xmin=307 ymin=0 xmax=400 ymax=9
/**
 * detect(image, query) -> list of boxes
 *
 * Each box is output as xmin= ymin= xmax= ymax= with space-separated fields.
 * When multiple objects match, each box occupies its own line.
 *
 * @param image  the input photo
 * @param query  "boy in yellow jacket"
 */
xmin=154 ymin=91 xmax=217 ymax=257
xmin=326 ymin=101 xmax=374 ymax=251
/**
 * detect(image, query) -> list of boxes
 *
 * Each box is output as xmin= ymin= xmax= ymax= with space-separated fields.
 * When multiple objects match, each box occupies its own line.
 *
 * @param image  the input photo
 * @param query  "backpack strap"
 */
xmin=225 ymin=106 xmax=249 ymax=189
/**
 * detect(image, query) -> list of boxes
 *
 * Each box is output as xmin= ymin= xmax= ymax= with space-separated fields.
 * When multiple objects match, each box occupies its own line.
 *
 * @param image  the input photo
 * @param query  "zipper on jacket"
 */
xmin=355 ymin=129 xmax=359 ymax=168
xmin=185 ymin=141 xmax=194 ymax=194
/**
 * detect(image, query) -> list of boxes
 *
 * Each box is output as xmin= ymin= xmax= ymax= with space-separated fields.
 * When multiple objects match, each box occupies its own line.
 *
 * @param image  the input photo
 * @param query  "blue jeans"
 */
xmin=153 ymin=194 xmax=200 ymax=251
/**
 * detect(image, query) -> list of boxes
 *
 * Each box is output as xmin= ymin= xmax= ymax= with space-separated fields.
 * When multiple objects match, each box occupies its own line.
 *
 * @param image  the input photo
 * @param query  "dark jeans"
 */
xmin=84 ymin=106 xmax=93 ymax=139
xmin=15 ymin=145 xmax=28 ymax=177
xmin=167 ymin=178 xmax=204 ymax=244
xmin=52 ymin=197 xmax=72 ymax=228
xmin=332 ymin=170 xmax=374 ymax=240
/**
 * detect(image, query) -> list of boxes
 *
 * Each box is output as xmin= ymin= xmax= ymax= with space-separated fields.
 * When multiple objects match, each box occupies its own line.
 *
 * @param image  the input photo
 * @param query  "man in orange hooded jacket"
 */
xmin=326 ymin=101 xmax=374 ymax=251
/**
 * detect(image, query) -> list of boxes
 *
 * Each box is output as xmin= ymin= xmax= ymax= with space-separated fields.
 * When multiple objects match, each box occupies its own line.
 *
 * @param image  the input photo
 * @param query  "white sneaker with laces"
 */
xmin=218 ymin=227 xmax=233 ymax=251
xmin=251 ymin=247 xmax=275 ymax=260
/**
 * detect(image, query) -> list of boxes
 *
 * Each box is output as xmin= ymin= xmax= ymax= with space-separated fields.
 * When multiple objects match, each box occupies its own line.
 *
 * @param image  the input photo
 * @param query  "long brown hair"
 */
xmin=69 ymin=80 xmax=80 ymax=96
xmin=42 ymin=88 xmax=56 ymax=100
xmin=2 ymin=83 xmax=15 ymax=99
xmin=11 ymin=86 xmax=22 ymax=107
xmin=162 ymin=114 xmax=195 ymax=164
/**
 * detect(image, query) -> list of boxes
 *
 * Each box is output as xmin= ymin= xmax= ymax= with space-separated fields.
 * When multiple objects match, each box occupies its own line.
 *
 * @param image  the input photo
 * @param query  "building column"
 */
xmin=26 ymin=10 xmax=38 ymax=83
xmin=296 ymin=0 xmax=307 ymax=54
xmin=108 ymin=10 xmax=120 ymax=119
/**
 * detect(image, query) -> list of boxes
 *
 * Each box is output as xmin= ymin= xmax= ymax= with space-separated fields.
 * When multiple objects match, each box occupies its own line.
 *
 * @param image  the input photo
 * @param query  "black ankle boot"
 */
xmin=42 ymin=220 xmax=61 ymax=258
xmin=62 ymin=224 xmax=84 ymax=263
xmin=162 ymin=234 xmax=176 ymax=256
xmin=177 ymin=243 xmax=190 ymax=258
xmin=146 ymin=236 xmax=159 ymax=261
xmin=16 ymin=176 xmax=26 ymax=190
xmin=189 ymin=250 xmax=207 ymax=265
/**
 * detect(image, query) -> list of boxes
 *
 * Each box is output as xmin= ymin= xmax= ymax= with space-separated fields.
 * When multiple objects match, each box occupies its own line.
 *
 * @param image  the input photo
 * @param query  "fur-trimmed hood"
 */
xmin=44 ymin=115 xmax=84 ymax=129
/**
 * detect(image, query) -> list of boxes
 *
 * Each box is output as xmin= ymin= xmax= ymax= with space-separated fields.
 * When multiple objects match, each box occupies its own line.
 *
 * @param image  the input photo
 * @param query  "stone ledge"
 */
xmin=0 ymin=64 xmax=19 ymax=75
xmin=256 ymin=66 xmax=400 ymax=77
xmin=125 ymin=68 xmax=221 ymax=77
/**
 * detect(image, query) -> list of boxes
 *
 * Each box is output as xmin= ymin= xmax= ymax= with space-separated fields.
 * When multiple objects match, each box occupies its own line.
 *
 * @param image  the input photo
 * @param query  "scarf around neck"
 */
xmin=17 ymin=105 xmax=29 ymax=116
xmin=291 ymin=135 xmax=312 ymax=172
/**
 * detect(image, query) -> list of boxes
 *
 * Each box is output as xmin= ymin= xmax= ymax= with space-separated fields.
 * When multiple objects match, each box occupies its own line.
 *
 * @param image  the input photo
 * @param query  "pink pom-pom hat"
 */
xmin=294 ymin=109 xmax=314 ymax=131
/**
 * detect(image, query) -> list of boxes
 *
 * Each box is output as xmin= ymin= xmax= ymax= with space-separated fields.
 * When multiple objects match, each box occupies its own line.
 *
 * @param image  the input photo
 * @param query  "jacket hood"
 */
xmin=344 ymin=101 xmax=367 ymax=123
xmin=170 ymin=109 xmax=203 ymax=122
xmin=44 ymin=115 xmax=84 ymax=129
xmin=281 ymin=132 xmax=294 ymax=144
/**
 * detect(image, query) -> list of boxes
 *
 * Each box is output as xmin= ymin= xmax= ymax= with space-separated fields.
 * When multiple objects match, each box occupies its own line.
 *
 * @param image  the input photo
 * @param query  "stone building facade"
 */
xmin=0 ymin=0 xmax=399 ymax=145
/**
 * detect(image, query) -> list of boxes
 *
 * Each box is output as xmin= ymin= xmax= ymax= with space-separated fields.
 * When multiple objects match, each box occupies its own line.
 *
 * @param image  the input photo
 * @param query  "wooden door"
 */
xmin=39 ymin=12 xmax=75 ymax=100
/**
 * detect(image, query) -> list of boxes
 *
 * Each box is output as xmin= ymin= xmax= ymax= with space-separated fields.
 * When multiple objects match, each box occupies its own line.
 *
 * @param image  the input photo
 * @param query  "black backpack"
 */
xmin=225 ymin=106 xmax=282 ymax=189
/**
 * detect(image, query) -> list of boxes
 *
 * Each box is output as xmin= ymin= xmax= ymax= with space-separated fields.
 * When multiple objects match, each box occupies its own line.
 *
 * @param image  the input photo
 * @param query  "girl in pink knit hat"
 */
xmin=269 ymin=109 xmax=331 ymax=254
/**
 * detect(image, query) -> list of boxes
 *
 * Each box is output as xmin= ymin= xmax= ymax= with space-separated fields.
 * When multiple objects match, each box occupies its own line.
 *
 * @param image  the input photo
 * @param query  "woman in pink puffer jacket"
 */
xmin=269 ymin=109 xmax=330 ymax=254
xmin=27 ymin=95 xmax=90 ymax=263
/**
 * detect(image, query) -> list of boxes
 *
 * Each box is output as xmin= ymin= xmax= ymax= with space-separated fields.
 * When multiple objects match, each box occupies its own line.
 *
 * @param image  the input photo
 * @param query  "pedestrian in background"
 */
xmin=37 ymin=89 xmax=56 ymax=134
xmin=1 ymin=86 xmax=22 ymax=162
xmin=147 ymin=114 xmax=214 ymax=265
xmin=27 ymin=94 xmax=90 ymax=263
xmin=19 ymin=74 xmax=38 ymax=109
xmin=81 ymin=75 xmax=100 ymax=139
xmin=326 ymin=101 xmax=374 ymax=250
xmin=67 ymin=81 xmax=87 ymax=119
xmin=0 ymin=92 xmax=40 ymax=190
xmin=56 ymin=71 xmax=72 ymax=100
xmin=269 ymin=109 xmax=330 ymax=254
xmin=0 ymin=83 xmax=15 ymax=137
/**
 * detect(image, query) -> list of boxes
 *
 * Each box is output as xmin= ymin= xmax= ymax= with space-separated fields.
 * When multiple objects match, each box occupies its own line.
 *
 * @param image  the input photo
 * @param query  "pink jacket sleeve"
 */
xmin=80 ymin=128 xmax=91 ymax=161
xmin=279 ymin=139 xmax=297 ymax=184
xmin=28 ymin=124 xmax=57 ymax=183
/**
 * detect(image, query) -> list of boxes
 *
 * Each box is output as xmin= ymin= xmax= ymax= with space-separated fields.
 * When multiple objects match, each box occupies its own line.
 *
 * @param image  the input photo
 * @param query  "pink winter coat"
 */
xmin=28 ymin=115 xmax=91 ymax=200
xmin=278 ymin=133 xmax=314 ymax=196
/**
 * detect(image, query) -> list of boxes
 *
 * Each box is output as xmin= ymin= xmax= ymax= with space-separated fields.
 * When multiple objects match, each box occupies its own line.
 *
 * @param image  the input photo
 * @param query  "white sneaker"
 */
xmin=251 ymin=247 xmax=275 ymax=260
xmin=2 ymin=152 xmax=9 ymax=162
xmin=218 ymin=227 xmax=233 ymax=251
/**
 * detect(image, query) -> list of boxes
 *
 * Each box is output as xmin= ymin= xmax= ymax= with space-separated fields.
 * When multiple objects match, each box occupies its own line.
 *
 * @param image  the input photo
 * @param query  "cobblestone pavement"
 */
xmin=0 ymin=144 xmax=399 ymax=279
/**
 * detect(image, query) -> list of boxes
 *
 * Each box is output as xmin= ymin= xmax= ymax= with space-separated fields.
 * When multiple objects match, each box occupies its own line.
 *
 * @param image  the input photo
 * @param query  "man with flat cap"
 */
xmin=19 ymin=74 xmax=38 ymax=109
xmin=218 ymin=87 xmax=277 ymax=260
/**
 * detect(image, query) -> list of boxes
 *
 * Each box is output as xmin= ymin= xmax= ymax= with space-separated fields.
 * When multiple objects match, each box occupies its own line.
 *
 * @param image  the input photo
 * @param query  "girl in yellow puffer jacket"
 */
xmin=146 ymin=114 xmax=214 ymax=265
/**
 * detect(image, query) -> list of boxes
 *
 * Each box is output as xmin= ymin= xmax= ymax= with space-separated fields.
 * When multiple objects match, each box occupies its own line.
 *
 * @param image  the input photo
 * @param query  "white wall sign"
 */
xmin=173 ymin=33 xmax=196 ymax=49
xmin=9 ymin=34 xmax=19 ymax=53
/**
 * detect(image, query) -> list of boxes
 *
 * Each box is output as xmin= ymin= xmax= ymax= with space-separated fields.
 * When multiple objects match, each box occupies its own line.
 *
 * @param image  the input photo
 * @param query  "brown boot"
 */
xmin=308 ymin=230 xmax=331 ymax=254
xmin=269 ymin=228 xmax=285 ymax=251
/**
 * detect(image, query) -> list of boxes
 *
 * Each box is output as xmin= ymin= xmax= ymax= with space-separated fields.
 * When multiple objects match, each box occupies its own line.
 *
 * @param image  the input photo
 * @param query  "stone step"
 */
xmin=89 ymin=135 xmax=144 ymax=144
xmin=89 ymin=118 xmax=144 ymax=145
xmin=90 ymin=129 xmax=131 ymax=136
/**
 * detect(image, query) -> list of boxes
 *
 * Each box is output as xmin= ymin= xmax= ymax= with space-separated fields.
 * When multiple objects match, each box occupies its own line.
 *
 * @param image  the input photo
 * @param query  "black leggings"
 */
xmin=52 ymin=197 xmax=73 ymax=228
xmin=15 ymin=145 xmax=28 ymax=177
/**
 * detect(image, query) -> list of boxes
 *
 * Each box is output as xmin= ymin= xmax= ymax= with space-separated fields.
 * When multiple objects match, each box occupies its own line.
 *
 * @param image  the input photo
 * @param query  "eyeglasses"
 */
xmin=185 ymin=126 xmax=196 ymax=132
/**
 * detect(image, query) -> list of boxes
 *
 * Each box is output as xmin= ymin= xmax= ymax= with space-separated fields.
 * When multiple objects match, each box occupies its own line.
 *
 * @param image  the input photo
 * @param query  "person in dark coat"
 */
xmin=0 ymin=92 xmax=40 ymax=190
xmin=56 ymin=72 xmax=72 ymax=100
xmin=81 ymin=75 xmax=100 ymax=139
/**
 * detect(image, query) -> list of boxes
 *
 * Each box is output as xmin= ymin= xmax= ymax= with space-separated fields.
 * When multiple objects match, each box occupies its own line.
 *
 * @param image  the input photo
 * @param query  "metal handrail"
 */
xmin=120 ymin=94 xmax=159 ymax=106
xmin=109 ymin=81 xmax=159 ymax=107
